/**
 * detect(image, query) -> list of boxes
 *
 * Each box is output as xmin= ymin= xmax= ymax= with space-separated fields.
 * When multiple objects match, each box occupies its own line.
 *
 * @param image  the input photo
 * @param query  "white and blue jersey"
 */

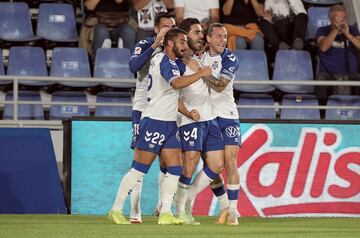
xmin=129 ymin=37 xmax=162 ymax=148
xmin=201 ymin=48 xmax=241 ymax=145
xmin=136 ymin=52 xmax=185 ymax=153
xmin=201 ymin=48 xmax=240 ymax=119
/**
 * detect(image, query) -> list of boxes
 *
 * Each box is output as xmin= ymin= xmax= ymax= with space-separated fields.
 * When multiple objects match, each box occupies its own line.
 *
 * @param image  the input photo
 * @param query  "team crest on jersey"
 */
xmin=172 ymin=69 xmax=180 ymax=76
xmin=139 ymin=39 xmax=148 ymax=44
xmin=227 ymin=54 xmax=236 ymax=62
xmin=212 ymin=61 xmax=219 ymax=70
xmin=134 ymin=47 xmax=142 ymax=55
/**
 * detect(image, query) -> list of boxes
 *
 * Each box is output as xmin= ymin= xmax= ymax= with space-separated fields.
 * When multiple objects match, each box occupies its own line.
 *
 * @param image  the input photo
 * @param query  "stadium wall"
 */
xmin=66 ymin=118 xmax=360 ymax=217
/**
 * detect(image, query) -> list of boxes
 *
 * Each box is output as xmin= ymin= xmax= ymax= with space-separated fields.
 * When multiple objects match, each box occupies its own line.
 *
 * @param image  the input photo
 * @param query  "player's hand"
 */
xmin=263 ymin=10 xmax=272 ymax=22
xmin=154 ymin=27 xmax=170 ymax=48
xmin=200 ymin=66 xmax=212 ymax=77
xmin=189 ymin=109 xmax=200 ymax=121
xmin=183 ymin=56 xmax=201 ymax=72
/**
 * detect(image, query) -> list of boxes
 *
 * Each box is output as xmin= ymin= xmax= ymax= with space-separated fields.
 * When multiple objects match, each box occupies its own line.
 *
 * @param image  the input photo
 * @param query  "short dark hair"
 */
xmin=163 ymin=27 xmax=187 ymax=46
xmin=155 ymin=12 xmax=175 ymax=26
xmin=207 ymin=22 xmax=225 ymax=36
xmin=179 ymin=18 xmax=200 ymax=33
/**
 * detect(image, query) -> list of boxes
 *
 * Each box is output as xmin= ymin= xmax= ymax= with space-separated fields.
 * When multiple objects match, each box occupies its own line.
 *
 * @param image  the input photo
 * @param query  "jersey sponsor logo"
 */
xmin=227 ymin=54 xmax=236 ymax=62
xmin=134 ymin=47 xmax=142 ymax=55
xmin=229 ymin=66 xmax=236 ymax=73
xmin=139 ymin=40 xmax=148 ymax=44
xmin=225 ymin=126 xmax=239 ymax=138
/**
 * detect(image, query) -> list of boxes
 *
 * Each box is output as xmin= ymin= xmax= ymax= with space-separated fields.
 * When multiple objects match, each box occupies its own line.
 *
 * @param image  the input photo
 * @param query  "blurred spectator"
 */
xmin=131 ymin=0 xmax=174 ymax=42
xmin=84 ymin=0 xmax=137 ymax=54
xmin=174 ymin=0 xmax=219 ymax=30
xmin=220 ymin=0 xmax=265 ymax=51
xmin=315 ymin=5 xmax=360 ymax=105
xmin=258 ymin=0 xmax=308 ymax=52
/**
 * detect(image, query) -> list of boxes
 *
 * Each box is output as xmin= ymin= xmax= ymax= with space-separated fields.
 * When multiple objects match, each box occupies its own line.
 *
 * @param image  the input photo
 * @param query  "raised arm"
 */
xmin=250 ymin=0 xmax=265 ymax=17
xmin=204 ymin=75 xmax=230 ymax=93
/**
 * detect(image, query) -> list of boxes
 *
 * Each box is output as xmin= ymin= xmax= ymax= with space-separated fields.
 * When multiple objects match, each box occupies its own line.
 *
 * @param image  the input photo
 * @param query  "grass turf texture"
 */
xmin=0 ymin=215 xmax=359 ymax=238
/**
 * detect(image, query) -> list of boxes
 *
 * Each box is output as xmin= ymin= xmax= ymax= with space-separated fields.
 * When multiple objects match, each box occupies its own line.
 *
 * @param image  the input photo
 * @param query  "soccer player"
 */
xmin=108 ymin=27 xmax=212 ymax=225
xmin=200 ymin=23 xmax=241 ymax=225
xmin=128 ymin=11 xmax=175 ymax=224
xmin=174 ymin=18 xmax=225 ymax=225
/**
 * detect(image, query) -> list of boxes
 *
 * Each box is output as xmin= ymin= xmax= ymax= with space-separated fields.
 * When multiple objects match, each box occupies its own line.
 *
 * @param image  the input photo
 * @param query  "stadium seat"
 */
xmin=306 ymin=7 xmax=330 ymax=40
xmin=280 ymin=94 xmax=320 ymax=120
xmin=325 ymin=95 xmax=360 ymax=120
xmin=95 ymin=92 xmax=133 ymax=117
xmin=233 ymin=50 xmax=274 ymax=93
xmin=8 ymin=47 xmax=52 ymax=86
xmin=50 ymin=91 xmax=90 ymax=120
xmin=36 ymin=3 xmax=78 ymax=42
xmin=303 ymin=0 xmax=342 ymax=5
xmin=3 ymin=91 xmax=44 ymax=120
xmin=273 ymin=50 xmax=314 ymax=94
xmin=50 ymin=47 xmax=96 ymax=87
xmin=0 ymin=2 xmax=39 ymax=41
xmin=94 ymin=48 xmax=135 ymax=88
xmin=237 ymin=94 xmax=275 ymax=119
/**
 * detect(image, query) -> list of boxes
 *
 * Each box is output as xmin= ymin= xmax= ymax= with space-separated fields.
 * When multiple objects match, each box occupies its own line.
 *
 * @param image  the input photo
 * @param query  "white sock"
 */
xmin=174 ymin=183 xmax=190 ymax=215
xmin=160 ymin=173 xmax=180 ymax=214
xmin=210 ymin=181 xmax=229 ymax=210
xmin=187 ymin=168 xmax=217 ymax=203
xmin=156 ymin=170 xmax=166 ymax=211
xmin=218 ymin=193 xmax=229 ymax=211
xmin=111 ymin=168 xmax=145 ymax=212
xmin=227 ymin=184 xmax=240 ymax=212
xmin=130 ymin=177 xmax=143 ymax=218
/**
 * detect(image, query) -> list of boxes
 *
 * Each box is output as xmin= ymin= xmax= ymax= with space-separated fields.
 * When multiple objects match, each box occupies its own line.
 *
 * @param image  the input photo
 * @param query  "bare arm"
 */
xmin=209 ymin=8 xmax=220 ymax=24
xmin=178 ymin=98 xmax=200 ymax=121
xmin=342 ymin=22 xmax=360 ymax=50
xmin=175 ymin=7 xmax=184 ymax=25
xmin=163 ymin=0 xmax=174 ymax=9
xmin=250 ymin=0 xmax=265 ymax=17
xmin=204 ymin=75 xmax=230 ymax=93
xmin=132 ymin=0 xmax=151 ymax=11
xmin=84 ymin=0 xmax=101 ymax=11
xmin=222 ymin=0 xmax=234 ymax=16
xmin=317 ymin=28 xmax=338 ymax=52
xmin=171 ymin=66 xmax=212 ymax=89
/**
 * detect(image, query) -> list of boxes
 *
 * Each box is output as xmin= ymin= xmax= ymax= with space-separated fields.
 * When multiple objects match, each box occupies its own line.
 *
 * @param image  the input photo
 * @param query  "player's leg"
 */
xmin=154 ymin=160 xmax=167 ymax=216
xmin=210 ymin=175 xmax=230 ymax=224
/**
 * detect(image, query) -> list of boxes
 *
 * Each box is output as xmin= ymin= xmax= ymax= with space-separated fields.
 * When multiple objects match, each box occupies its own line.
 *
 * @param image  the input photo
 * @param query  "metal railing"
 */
xmin=0 ymin=75 xmax=359 ymax=128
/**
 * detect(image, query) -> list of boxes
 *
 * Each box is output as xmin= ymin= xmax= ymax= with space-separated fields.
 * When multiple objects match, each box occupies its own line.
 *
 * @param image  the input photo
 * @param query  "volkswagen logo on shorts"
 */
xmin=225 ymin=126 xmax=238 ymax=138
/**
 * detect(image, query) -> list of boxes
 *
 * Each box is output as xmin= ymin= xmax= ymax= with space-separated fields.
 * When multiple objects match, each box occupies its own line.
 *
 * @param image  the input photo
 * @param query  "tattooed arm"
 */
xmin=203 ymin=75 xmax=230 ymax=93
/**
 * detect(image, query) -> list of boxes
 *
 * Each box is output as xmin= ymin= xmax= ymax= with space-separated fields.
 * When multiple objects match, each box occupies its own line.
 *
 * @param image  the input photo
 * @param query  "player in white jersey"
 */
xmin=200 ymin=23 xmax=241 ymax=225
xmin=174 ymin=18 xmax=225 ymax=225
xmin=128 ymin=12 xmax=175 ymax=224
xmin=108 ymin=27 xmax=212 ymax=225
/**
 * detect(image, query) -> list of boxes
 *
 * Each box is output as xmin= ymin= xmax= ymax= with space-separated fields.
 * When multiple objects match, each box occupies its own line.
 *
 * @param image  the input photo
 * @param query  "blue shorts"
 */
xmin=217 ymin=117 xmax=241 ymax=146
xmin=180 ymin=119 xmax=224 ymax=152
xmin=136 ymin=117 xmax=182 ymax=154
xmin=131 ymin=110 xmax=142 ymax=149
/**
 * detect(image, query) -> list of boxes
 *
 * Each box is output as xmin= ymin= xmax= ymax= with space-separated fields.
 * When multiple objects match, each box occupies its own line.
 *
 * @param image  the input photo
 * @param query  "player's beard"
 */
xmin=188 ymin=38 xmax=202 ymax=52
xmin=173 ymin=44 xmax=184 ymax=58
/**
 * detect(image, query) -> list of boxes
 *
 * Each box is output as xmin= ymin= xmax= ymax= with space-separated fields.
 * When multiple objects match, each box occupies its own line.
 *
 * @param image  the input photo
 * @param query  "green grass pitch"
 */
xmin=0 ymin=215 xmax=359 ymax=238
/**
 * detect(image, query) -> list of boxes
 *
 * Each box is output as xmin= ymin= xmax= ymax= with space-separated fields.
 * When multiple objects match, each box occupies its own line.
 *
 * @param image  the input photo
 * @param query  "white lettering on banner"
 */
xmin=192 ymin=124 xmax=360 ymax=217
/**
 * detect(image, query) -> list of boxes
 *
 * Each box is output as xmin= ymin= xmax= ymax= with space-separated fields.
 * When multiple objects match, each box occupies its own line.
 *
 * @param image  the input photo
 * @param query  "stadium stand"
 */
xmin=325 ymin=95 xmax=360 ymax=120
xmin=95 ymin=91 xmax=132 ymax=117
xmin=280 ymin=94 xmax=321 ymax=120
xmin=273 ymin=50 xmax=314 ymax=94
xmin=0 ymin=2 xmax=39 ymax=42
xmin=306 ymin=7 xmax=331 ymax=40
xmin=94 ymin=48 xmax=135 ymax=88
xmin=302 ymin=0 xmax=343 ymax=5
xmin=50 ymin=47 xmax=96 ymax=88
xmin=8 ymin=46 xmax=51 ymax=86
xmin=233 ymin=50 xmax=274 ymax=93
xmin=237 ymin=93 xmax=276 ymax=119
xmin=3 ymin=91 xmax=44 ymax=120
xmin=36 ymin=3 xmax=78 ymax=42
xmin=50 ymin=91 xmax=90 ymax=120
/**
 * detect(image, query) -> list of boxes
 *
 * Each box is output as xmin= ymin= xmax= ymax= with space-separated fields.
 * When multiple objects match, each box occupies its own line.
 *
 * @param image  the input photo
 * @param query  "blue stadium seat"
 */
xmin=37 ymin=3 xmax=78 ymax=42
xmin=237 ymin=94 xmax=275 ymax=119
xmin=4 ymin=91 xmax=44 ymax=120
xmin=95 ymin=92 xmax=133 ymax=117
xmin=306 ymin=7 xmax=330 ymax=40
xmin=326 ymin=95 xmax=360 ymax=120
xmin=303 ymin=0 xmax=342 ymax=5
xmin=94 ymin=48 xmax=135 ymax=88
xmin=8 ymin=47 xmax=52 ymax=86
xmin=50 ymin=91 xmax=90 ymax=120
xmin=50 ymin=47 xmax=96 ymax=87
xmin=280 ymin=94 xmax=320 ymax=120
xmin=0 ymin=3 xmax=39 ymax=41
xmin=273 ymin=50 xmax=314 ymax=94
xmin=233 ymin=50 xmax=274 ymax=93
